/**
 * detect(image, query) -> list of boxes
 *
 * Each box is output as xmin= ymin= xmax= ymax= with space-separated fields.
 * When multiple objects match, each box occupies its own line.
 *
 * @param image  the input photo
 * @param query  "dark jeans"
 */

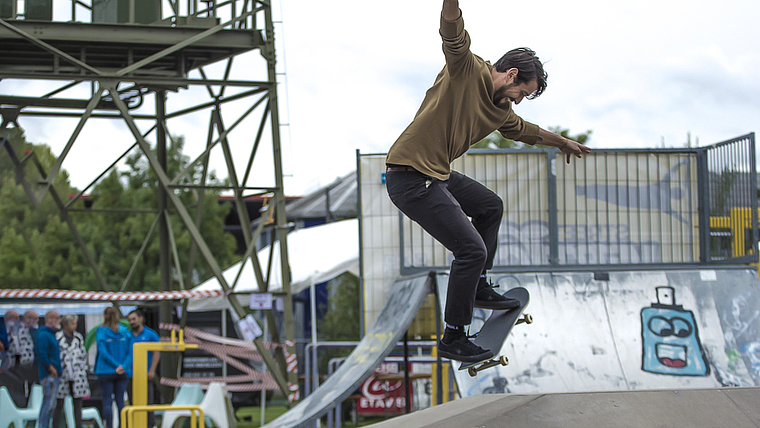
xmin=127 ymin=377 xmax=156 ymax=428
xmin=99 ymin=373 xmax=128 ymax=428
xmin=386 ymin=168 xmax=502 ymax=325
xmin=53 ymin=382 xmax=83 ymax=428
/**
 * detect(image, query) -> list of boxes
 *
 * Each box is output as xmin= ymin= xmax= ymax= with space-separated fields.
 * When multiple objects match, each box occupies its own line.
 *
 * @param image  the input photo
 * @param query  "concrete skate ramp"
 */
xmin=265 ymin=272 xmax=434 ymax=428
xmin=436 ymin=268 xmax=760 ymax=396
xmin=368 ymin=387 xmax=760 ymax=428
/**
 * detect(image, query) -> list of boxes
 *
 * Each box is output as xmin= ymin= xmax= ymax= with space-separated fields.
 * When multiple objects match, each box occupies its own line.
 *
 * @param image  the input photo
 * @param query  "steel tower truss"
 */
xmin=0 ymin=0 xmax=297 ymax=398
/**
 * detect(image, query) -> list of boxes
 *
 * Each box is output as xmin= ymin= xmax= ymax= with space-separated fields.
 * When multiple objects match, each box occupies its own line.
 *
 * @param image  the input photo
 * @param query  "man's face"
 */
xmin=5 ymin=310 xmax=19 ymax=324
xmin=23 ymin=311 xmax=38 ymax=328
xmin=493 ymin=78 xmax=538 ymax=106
xmin=127 ymin=313 xmax=144 ymax=331
xmin=46 ymin=311 xmax=61 ymax=330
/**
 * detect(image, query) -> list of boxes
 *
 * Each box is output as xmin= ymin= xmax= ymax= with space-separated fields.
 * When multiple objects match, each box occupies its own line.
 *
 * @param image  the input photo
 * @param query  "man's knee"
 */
xmin=458 ymin=238 xmax=488 ymax=265
xmin=485 ymin=194 xmax=504 ymax=218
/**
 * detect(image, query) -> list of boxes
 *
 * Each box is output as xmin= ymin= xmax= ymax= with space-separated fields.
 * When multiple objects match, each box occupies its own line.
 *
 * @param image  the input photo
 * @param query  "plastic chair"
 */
xmin=154 ymin=383 xmax=204 ymax=417
xmin=62 ymin=396 xmax=105 ymax=428
xmin=160 ymin=382 xmax=230 ymax=428
xmin=1 ymin=384 xmax=43 ymax=428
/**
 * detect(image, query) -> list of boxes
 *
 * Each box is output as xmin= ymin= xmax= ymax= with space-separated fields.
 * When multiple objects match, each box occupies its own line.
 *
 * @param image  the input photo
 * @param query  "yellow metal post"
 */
xmin=131 ymin=329 xmax=197 ymax=427
xmin=121 ymin=405 xmax=205 ymax=428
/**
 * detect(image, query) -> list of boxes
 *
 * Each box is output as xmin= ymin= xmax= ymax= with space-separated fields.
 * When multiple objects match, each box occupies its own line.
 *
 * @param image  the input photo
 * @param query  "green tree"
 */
xmin=317 ymin=272 xmax=361 ymax=374
xmin=0 ymin=129 xmax=237 ymax=291
xmin=470 ymin=126 xmax=592 ymax=150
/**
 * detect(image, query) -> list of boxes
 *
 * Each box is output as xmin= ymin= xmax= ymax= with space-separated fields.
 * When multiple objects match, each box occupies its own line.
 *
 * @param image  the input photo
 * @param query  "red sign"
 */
xmin=357 ymin=363 xmax=410 ymax=415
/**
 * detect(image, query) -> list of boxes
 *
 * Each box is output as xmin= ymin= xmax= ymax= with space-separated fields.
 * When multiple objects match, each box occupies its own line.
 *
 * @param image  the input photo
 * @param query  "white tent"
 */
xmin=188 ymin=219 xmax=359 ymax=312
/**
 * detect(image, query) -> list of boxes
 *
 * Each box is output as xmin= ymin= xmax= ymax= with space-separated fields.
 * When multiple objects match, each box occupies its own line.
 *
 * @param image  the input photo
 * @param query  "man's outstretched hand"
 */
xmin=560 ymin=138 xmax=591 ymax=164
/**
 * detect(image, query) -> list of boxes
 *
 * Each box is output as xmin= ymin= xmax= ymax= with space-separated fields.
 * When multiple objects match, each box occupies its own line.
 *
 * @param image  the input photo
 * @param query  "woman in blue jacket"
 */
xmin=95 ymin=307 xmax=131 ymax=428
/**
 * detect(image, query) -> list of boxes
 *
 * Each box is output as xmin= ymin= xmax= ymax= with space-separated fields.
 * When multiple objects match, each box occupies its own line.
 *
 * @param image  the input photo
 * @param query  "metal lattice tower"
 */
xmin=0 ymin=0 xmax=297 ymax=397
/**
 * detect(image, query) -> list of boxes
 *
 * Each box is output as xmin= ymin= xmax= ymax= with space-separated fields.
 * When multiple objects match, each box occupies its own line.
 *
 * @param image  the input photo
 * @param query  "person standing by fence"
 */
xmin=95 ymin=307 xmax=131 ymax=428
xmin=37 ymin=311 xmax=62 ymax=428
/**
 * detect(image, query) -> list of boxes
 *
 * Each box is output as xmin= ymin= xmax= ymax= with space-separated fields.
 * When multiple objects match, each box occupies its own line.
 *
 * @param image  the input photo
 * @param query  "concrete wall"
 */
xmin=436 ymin=269 xmax=760 ymax=397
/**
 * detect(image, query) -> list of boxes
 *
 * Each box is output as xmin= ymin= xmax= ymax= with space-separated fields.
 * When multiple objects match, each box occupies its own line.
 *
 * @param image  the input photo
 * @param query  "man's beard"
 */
xmin=493 ymin=83 xmax=515 ymax=106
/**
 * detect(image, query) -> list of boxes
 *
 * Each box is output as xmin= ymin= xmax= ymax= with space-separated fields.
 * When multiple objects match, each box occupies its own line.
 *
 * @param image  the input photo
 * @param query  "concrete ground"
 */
xmin=368 ymin=387 xmax=760 ymax=428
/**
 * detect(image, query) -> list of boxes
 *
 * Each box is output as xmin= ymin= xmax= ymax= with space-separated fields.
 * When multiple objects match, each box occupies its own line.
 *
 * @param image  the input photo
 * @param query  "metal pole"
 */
xmin=403 ymin=331 xmax=411 ymax=414
xmin=433 ymin=280 xmax=443 ymax=405
xmin=157 ymin=90 xmax=177 ymax=388
xmin=261 ymin=316 xmax=267 ymax=427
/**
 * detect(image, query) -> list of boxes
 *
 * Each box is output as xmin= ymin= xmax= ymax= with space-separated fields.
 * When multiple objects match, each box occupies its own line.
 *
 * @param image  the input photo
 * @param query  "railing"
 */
xmin=0 ymin=0 xmax=259 ymax=29
xmin=121 ymin=405 xmax=205 ymax=428
xmin=359 ymin=133 xmax=757 ymax=274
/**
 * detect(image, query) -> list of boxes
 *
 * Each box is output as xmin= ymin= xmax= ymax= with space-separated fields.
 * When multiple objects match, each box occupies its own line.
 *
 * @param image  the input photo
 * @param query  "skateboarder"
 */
xmin=385 ymin=0 xmax=590 ymax=362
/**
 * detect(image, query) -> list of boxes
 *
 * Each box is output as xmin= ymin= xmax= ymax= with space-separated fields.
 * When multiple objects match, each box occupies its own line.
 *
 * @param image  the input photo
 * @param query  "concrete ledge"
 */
xmin=369 ymin=387 xmax=760 ymax=428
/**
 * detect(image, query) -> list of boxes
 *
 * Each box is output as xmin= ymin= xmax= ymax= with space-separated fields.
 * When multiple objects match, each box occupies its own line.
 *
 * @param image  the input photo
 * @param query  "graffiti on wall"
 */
xmin=641 ymin=286 xmax=709 ymax=376
xmin=497 ymin=220 xmax=662 ymax=265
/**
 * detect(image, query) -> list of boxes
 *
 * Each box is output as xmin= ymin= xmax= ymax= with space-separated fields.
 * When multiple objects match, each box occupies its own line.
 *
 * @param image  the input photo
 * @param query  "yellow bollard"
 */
xmin=131 ymin=329 xmax=198 ymax=427
xmin=121 ymin=405 xmax=205 ymax=428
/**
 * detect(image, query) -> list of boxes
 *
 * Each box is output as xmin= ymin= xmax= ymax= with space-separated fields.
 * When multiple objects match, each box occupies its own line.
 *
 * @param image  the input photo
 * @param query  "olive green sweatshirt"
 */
xmin=386 ymin=12 xmax=540 ymax=181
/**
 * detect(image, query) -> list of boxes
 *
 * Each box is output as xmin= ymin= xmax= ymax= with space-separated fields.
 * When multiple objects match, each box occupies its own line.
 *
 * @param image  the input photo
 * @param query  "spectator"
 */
xmin=17 ymin=310 xmax=39 ymax=366
xmin=53 ymin=314 xmax=90 ymax=428
xmin=37 ymin=311 xmax=62 ymax=428
xmin=95 ymin=307 xmax=130 ymax=428
xmin=0 ymin=317 xmax=7 ymax=352
xmin=4 ymin=310 xmax=19 ymax=369
xmin=16 ymin=310 xmax=40 ymax=400
xmin=0 ymin=319 xmax=7 ymax=372
xmin=125 ymin=309 xmax=161 ymax=428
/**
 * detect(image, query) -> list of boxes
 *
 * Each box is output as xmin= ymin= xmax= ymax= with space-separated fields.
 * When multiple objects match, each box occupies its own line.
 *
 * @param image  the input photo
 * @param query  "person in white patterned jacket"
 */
xmin=53 ymin=314 xmax=91 ymax=428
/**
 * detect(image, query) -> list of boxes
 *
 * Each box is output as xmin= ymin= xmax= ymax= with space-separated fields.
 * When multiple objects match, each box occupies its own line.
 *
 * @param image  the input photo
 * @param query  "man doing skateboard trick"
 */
xmin=385 ymin=0 xmax=590 ymax=362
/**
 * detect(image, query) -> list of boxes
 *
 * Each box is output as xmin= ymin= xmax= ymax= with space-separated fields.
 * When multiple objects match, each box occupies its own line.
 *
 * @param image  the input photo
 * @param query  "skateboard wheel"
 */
xmin=500 ymin=356 xmax=509 ymax=366
xmin=524 ymin=313 xmax=533 ymax=324
xmin=468 ymin=367 xmax=477 ymax=377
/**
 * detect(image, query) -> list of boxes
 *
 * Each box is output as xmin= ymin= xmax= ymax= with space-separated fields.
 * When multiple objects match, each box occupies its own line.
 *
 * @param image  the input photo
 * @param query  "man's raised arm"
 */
xmin=442 ymin=0 xmax=460 ymax=20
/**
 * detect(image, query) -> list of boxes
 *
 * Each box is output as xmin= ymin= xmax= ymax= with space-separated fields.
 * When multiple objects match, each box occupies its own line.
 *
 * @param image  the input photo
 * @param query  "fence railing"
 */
xmin=359 ymin=133 xmax=757 ymax=274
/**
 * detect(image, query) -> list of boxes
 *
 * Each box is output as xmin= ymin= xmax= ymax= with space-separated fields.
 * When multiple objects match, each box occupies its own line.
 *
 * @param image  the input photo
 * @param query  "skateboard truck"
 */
xmin=467 ymin=355 xmax=509 ymax=377
xmin=516 ymin=313 xmax=533 ymax=325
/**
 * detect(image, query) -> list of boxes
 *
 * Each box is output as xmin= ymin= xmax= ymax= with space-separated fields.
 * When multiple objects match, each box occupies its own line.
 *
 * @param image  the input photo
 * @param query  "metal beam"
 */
xmin=212 ymin=108 xmax=253 ymax=247
xmin=264 ymin=0 xmax=299 ymax=392
xmin=120 ymin=214 xmax=161 ymax=292
xmin=0 ymin=72 xmax=272 ymax=89
xmin=169 ymin=93 xmax=268 ymax=185
xmin=107 ymin=82 xmax=291 ymax=397
xmin=0 ymin=18 xmax=103 ymax=75
xmin=40 ymin=86 xmax=105 ymax=203
xmin=115 ymin=10 xmax=256 ymax=77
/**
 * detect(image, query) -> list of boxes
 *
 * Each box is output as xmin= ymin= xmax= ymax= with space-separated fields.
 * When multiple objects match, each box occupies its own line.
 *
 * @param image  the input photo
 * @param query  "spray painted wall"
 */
xmin=436 ymin=268 xmax=760 ymax=397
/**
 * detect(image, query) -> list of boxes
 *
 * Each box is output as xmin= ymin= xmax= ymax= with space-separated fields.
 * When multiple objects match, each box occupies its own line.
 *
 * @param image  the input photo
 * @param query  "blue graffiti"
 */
xmin=576 ymin=160 xmax=691 ymax=223
xmin=641 ymin=286 xmax=709 ymax=376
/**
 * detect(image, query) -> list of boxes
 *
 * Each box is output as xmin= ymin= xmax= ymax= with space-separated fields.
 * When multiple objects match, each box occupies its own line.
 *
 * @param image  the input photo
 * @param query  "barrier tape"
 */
xmin=0 ymin=289 xmax=223 ymax=300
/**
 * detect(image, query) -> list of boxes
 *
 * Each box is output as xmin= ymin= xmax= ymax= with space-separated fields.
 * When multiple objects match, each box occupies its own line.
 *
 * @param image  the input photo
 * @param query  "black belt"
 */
xmin=386 ymin=165 xmax=417 ymax=172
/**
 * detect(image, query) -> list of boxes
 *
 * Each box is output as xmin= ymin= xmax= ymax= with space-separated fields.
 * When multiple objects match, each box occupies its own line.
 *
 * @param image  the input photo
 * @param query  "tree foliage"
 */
xmin=0 ymin=128 xmax=237 ymax=291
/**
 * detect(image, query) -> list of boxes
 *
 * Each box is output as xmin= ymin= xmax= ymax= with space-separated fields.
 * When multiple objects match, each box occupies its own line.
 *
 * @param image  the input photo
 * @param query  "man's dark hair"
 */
xmin=128 ymin=309 xmax=145 ymax=319
xmin=493 ymin=48 xmax=547 ymax=99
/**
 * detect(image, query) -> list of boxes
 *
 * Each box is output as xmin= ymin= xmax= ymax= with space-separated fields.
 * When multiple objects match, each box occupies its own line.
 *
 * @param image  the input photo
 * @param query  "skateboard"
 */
xmin=459 ymin=287 xmax=532 ymax=377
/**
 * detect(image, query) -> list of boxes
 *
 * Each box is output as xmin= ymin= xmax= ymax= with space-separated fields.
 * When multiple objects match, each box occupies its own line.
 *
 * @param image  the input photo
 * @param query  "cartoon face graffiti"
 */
xmin=641 ymin=287 xmax=710 ymax=376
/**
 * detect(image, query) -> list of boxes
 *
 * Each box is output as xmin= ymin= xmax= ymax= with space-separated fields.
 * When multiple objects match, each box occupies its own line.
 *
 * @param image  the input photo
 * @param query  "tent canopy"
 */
xmin=188 ymin=219 xmax=359 ymax=312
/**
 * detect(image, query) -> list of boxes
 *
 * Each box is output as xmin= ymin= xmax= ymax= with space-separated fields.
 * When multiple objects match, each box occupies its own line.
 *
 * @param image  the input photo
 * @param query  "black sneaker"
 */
xmin=438 ymin=333 xmax=494 ymax=363
xmin=474 ymin=277 xmax=520 ymax=310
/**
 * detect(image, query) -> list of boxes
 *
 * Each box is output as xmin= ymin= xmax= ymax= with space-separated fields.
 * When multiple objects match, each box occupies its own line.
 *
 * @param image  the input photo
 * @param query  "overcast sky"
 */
xmin=2 ymin=0 xmax=759 ymax=195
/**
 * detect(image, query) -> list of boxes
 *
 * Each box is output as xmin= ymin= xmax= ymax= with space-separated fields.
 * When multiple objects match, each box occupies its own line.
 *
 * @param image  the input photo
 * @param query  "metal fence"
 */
xmin=359 ymin=133 xmax=757 ymax=274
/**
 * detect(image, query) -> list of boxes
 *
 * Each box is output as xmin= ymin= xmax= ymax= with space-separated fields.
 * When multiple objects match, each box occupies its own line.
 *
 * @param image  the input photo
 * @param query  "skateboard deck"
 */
xmin=458 ymin=286 xmax=532 ymax=376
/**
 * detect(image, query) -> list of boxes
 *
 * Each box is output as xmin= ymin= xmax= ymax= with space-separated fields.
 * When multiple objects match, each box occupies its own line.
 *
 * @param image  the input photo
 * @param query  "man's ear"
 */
xmin=506 ymin=68 xmax=518 ymax=82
